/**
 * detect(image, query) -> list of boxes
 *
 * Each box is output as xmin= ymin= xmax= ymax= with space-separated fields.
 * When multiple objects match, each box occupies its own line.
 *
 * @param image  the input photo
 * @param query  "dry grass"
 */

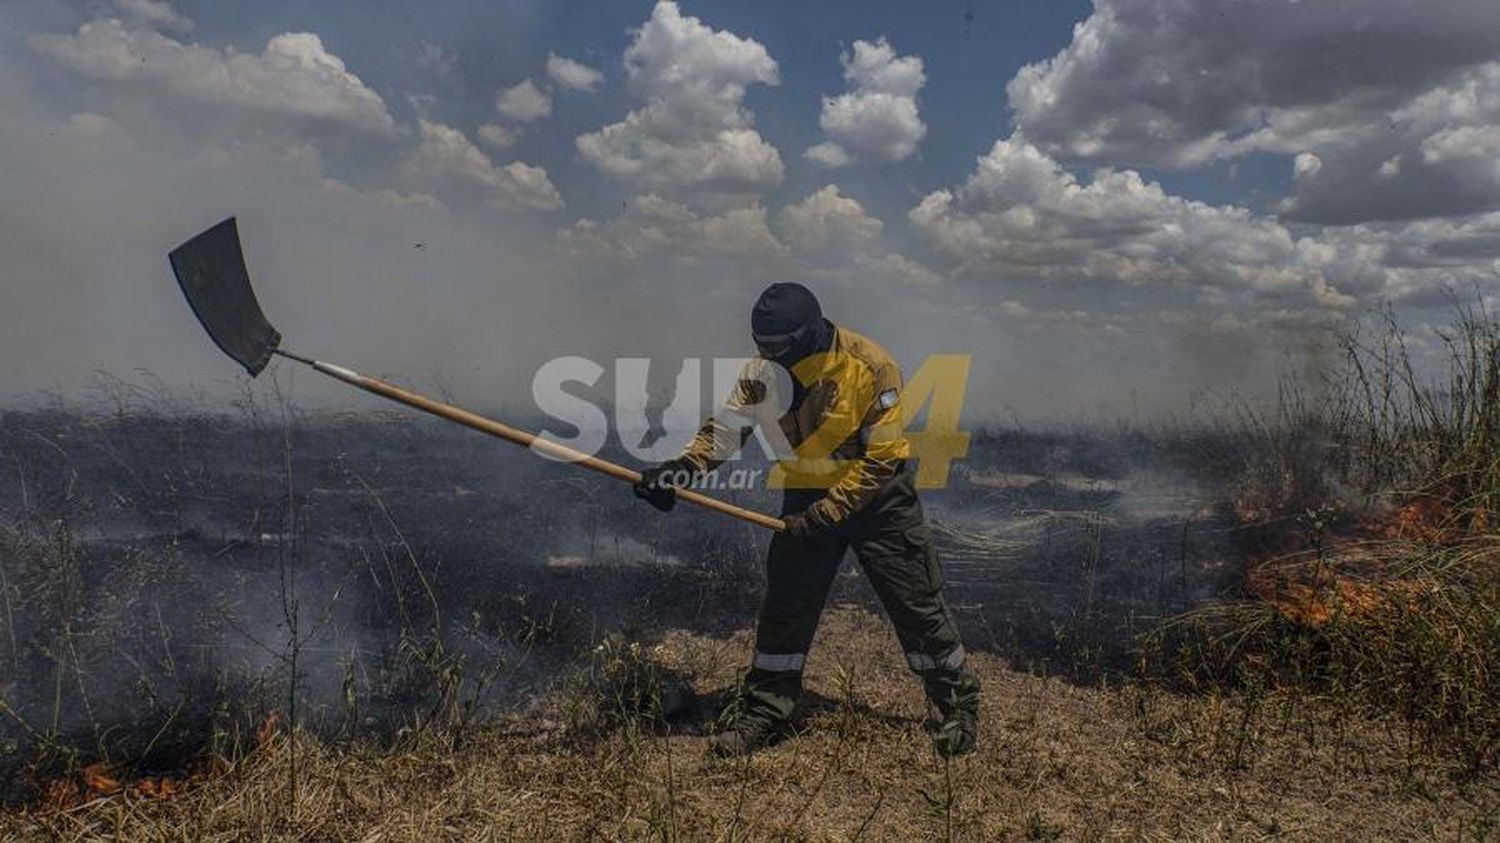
xmin=1161 ymin=534 xmax=1500 ymax=776
xmin=4 ymin=605 xmax=1496 ymax=842
xmin=1177 ymin=307 xmax=1500 ymax=777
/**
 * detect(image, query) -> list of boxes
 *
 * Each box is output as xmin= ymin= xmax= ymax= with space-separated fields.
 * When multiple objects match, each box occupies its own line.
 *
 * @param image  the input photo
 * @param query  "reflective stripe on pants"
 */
xmin=737 ymin=462 xmax=980 ymax=727
xmin=905 ymin=644 xmax=966 ymax=672
xmin=753 ymin=651 xmax=806 ymax=672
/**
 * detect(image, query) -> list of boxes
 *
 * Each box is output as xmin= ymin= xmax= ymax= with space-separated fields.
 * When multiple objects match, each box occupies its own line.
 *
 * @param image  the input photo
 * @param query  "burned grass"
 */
xmin=2 ymin=606 xmax=1495 ymax=841
xmin=6 ymin=305 xmax=1500 ymax=836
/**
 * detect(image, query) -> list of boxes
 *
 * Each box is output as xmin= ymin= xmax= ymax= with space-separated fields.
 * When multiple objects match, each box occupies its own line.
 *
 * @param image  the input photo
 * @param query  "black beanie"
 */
xmin=751 ymin=282 xmax=822 ymax=336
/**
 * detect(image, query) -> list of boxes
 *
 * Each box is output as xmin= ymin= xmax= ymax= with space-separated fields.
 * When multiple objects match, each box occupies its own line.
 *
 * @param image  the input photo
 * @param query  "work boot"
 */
xmin=927 ymin=706 xmax=978 ymax=758
xmin=709 ymin=718 xmax=779 ymax=758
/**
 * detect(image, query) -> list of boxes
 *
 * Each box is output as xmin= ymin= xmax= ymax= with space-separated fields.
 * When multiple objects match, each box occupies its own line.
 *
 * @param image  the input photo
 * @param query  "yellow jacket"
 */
xmin=677 ymin=324 xmax=910 ymax=524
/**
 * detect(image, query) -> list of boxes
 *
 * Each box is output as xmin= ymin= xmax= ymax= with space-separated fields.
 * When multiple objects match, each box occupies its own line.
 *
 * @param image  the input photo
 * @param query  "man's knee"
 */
xmin=904 ymin=642 xmax=968 ymax=674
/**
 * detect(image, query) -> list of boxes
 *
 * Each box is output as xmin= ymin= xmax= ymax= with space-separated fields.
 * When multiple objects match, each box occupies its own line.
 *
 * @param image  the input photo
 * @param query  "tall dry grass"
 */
xmin=1151 ymin=304 xmax=1500 ymax=773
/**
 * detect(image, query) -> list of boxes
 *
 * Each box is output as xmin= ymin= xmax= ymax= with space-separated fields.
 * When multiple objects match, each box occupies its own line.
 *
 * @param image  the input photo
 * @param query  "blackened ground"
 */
xmin=0 ymin=401 xmax=1245 ymax=801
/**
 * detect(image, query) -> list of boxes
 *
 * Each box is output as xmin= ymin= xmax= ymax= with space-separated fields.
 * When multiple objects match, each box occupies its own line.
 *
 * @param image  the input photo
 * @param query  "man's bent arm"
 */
xmin=675 ymin=366 xmax=765 ymax=474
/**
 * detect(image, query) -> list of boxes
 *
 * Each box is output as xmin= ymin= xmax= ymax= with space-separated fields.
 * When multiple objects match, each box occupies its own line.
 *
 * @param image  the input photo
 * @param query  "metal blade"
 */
xmin=168 ymin=217 xmax=281 ymax=376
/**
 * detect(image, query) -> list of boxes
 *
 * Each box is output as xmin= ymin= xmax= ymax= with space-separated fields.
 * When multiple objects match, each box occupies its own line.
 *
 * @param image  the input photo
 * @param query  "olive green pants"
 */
xmin=737 ymin=462 xmax=980 ymax=727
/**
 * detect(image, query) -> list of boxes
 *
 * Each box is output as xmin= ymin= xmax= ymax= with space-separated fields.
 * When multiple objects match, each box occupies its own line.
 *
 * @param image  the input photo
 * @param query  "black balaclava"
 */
xmin=751 ymin=282 xmax=832 ymax=365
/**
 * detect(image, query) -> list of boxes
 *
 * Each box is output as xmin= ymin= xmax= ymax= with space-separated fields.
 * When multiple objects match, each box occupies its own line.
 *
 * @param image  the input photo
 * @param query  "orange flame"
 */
xmin=256 ymin=710 xmax=283 ymax=747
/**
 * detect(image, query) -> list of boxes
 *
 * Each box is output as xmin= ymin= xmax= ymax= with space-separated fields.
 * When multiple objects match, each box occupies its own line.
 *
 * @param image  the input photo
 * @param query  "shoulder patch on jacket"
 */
xmin=877 ymin=388 xmax=899 ymax=410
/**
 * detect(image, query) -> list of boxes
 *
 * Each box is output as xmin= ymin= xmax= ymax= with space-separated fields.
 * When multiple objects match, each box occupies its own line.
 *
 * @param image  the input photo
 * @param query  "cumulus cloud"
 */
xmin=495 ymin=78 xmax=552 ymax=122
xmin=776 ymin=186 xmax=941 ymax=286
xmin=476 ymin=123 xmax=517 ymax=149
xmin=0 ymin=60 xmax=612 ymax=414
xmin=576 ymin=1 xmax=783 ymax=198
xmin=1279 ymin=60 xmax=1500 ymax=223
xmin=1345 ymin=212 xmax=1500 ymax=299
xmin=546 ymin=52 xmax=603 ymax=93
xmin=873 ymin=252 xmax=942 ymax=287
xmin=318 ymin=177 xmax=446 ymax=214
xmin=0 ymin=25 xmax=1338 ymax=422
xmin=31 ymin=19 xmax=396 ymax=134
xmin=563 ymin=185 xmax=943 ymax=291
xmin=562 ymin=194 xmax=784 ymax=262
xmin=807 ymin=38 xmax=926 ymax=167
xmin=402 ymin=119 xmax=562 ymax=211
xmin=1293 ymin=153 xmax=1322 ymax=179
xmin=115 ymin=0 xmax=193 ymax=32
xmin=1005 ymin=0 xmax=1500 ymax=224
xmin=909 ymin=138 xmax=1374 ymax=308
xmin=911 ymin=136 xmax=1500 ymax=309
xmin=1008 ymin=0 xmax=1500 ymax=167
xmin=995 ymin=299 xmax=1104 ymax=333
xmin=776 ymin=184 xmax=883 ymax=256
xmin=559 ymin=181 xmax=930 ymax=278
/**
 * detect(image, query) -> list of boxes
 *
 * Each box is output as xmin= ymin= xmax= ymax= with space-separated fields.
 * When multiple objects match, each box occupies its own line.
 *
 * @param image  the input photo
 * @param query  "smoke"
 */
xmin=0 ymin=399 xmax=767 ymax=790
xmin=0 ymin=12 xmax=1341 ymax=431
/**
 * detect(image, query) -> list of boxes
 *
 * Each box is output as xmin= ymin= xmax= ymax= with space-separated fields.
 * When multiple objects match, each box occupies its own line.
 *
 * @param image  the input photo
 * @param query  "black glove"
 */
xmin=633 ymin=460 xmax=689 ymax=512
xmin=780 ymin=510 xmax=830 ymax=540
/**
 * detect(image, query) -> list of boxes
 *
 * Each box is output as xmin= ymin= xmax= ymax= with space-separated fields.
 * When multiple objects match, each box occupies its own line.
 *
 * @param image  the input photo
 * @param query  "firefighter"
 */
xmin=633 ymin=282 xmax=980 ymax=757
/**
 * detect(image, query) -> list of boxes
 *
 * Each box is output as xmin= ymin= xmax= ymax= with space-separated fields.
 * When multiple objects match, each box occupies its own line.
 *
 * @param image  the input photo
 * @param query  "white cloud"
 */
xmin=1004 ymin=0 xmax=1500 ymax=224
xmin=0 ymin=66 xmax=603 ymax=412
xmin=807 ymin=38 xmax=926 ymax=167
xmin=912 ymin=136 xmax=1500 ymax=309
xmin=1363 ymin=212 xmax=1500 ymax=272
xmin=803 ymin=143 xmax=852 ymax=169
xmin=562 ymin=184 xmax=942 ymax=289
xmin=562 ymin=194 xmax=784 ymax=261
xmin=775 ymin=184 xmax=882 ymax=257
xmin=32 ymin=19 xmax=396 ymax=134
xmin=402 ymin=119 xmax=562 ymax=211
xmin=1283 ymin=60 xmax=1500 ymax=223
xmin=996 ymin=299 xmax=1096 ymax=327
xmin=576 ymin=1 xmax=783 ymax=198
xmin=115 ymin=0 xmax=193 ymax=32
xmin=1293 ymin=153 xmax=1322 ymax=179
xmin=318 ymin=177 xmax=446 ymax=214
xmin=546 ymin=53 xmax=603 ymax=93
xmin=1007 ymin=0 xmax=1500 ymax=168
xmin=775 ymin=185 xmax=940 ymax=287
xmin=909 ymin=138 xmax=1365 ymax=309
xmin=476 ymin=123 xmax=517 ymax=149
xmin=1421 ymin=124 xmax=1500 ymax=164
xmin=496 ymin=78 xmax=551 ymax=123
xmin=865 ymin=251 xmax=941 ymax=287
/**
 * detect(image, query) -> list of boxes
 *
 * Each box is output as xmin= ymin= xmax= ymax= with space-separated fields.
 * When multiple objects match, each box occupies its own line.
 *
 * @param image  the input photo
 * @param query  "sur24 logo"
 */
xmin=532 ymin=354 xmax=971 ymax=490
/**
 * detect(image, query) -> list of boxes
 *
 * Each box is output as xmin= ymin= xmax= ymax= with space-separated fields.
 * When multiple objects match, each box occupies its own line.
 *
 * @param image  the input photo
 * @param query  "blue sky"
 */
xmin=3 ymin=1 xmax=1500 ymax=419
xmin=153 ymin=1 xmax=1092 ymax=205
xmin=158 ymin=0 xmax=1097 ymax=225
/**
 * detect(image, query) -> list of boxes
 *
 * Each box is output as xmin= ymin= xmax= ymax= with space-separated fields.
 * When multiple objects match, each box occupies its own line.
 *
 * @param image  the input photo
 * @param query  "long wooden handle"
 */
xmin=308 ymin=359 xmax=786 ymax=532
